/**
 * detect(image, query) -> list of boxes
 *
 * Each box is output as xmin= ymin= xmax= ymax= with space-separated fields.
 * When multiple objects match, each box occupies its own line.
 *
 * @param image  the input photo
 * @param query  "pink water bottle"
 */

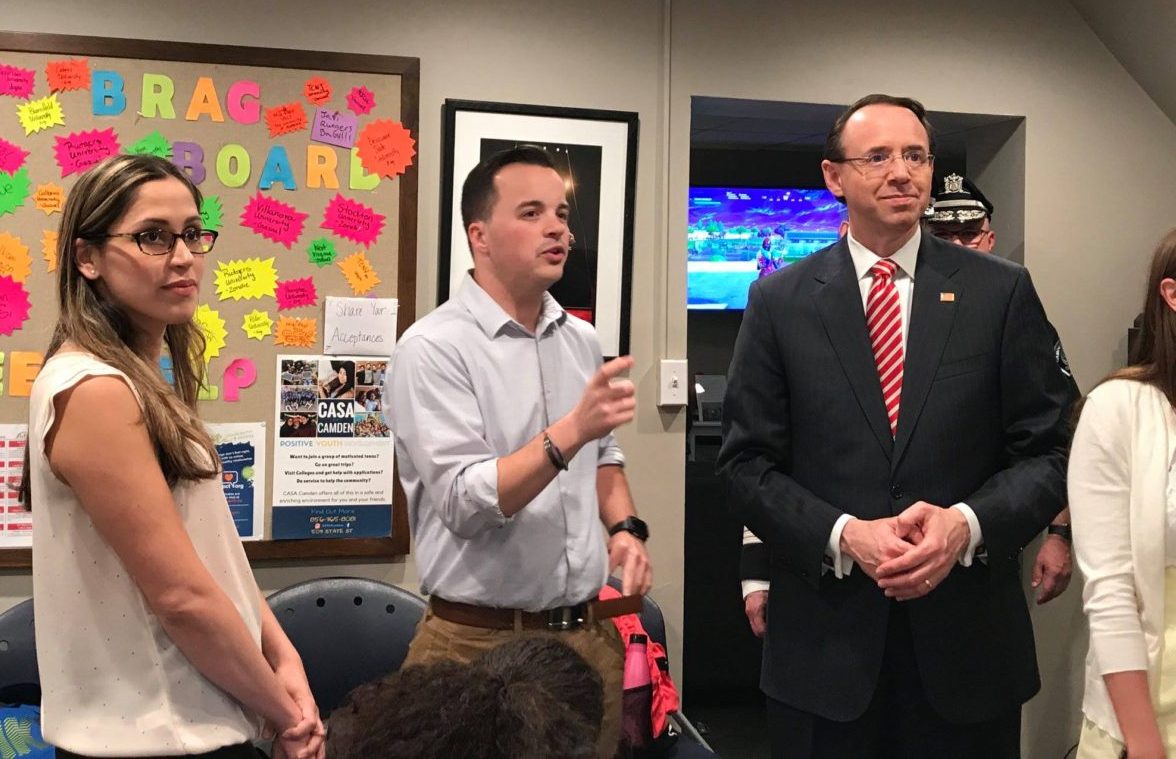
xmin=623 ymin=633 xmax=651 ymax=688
xmin=622 ymin=633 xmax=653 ymax=750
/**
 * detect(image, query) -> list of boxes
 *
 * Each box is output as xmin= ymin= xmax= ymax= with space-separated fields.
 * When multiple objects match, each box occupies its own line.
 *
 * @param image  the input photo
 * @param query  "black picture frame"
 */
xmin=439 ymin=99 xmax=638 ymax=357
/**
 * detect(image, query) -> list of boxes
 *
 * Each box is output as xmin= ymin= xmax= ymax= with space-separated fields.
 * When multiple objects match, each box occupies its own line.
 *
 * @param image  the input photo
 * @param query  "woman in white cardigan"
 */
xmin=1071 ymin=229 xmax=1176 ymax=759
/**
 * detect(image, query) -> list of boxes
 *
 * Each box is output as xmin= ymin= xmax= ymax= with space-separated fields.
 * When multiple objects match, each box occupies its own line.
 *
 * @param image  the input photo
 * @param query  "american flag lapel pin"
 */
xmin=940 ymin=292 xmax=956 ymax=303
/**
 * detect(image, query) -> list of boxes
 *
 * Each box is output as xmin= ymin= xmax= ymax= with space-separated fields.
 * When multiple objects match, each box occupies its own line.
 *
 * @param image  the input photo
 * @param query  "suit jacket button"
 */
xmin=890 ymin=484 xmax=903 ymax=499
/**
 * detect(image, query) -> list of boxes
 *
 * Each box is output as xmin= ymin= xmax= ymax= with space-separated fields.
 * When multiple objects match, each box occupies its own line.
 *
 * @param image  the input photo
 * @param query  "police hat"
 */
xmin=929 ymin=173 xmax=994 ymax=223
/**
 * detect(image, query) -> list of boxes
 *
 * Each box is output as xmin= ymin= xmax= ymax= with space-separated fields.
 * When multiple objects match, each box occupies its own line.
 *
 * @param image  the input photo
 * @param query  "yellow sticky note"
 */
xmin=32 ymin=183 xmax=65 ymax=215
xmin=193 ymin=304 xmax=227 ymax=363
xmin=214 ymin=257 xmax=278 ymax=301
xmin=274 ymin=316 xmax=317 ymax=347
xmin=17 ymin=94 xmax=66 ymax=136
xmin=337 ymin=250 xmax=380 ymax=295
xmin=42 ymin=230 xmax=58 ymax=272
xmin=242 ymin=309 xmax=274 ymax=341
xmin=0 ymin=231 xmax=32 ymax=283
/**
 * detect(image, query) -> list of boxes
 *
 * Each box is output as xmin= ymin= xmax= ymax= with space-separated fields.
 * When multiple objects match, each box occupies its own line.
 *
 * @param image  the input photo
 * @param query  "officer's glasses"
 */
xmin=929 ymin=225 xmax=989 ymax=245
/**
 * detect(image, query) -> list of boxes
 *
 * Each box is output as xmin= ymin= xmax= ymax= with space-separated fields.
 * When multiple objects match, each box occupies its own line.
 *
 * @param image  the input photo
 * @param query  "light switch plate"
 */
xmin=659 ymin=359 xmax=689 ymax=407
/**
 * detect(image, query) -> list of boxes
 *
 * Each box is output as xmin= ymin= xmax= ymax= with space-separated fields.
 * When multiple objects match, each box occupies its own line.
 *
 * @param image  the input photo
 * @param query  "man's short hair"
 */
xmin=823 ymin=94 xmax=936 ymax=161
xmin=460 ymin=145 xmax=558 ymax=230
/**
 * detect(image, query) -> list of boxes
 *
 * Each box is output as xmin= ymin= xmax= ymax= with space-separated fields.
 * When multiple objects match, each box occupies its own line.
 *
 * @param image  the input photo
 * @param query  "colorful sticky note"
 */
xmin=0 ymin=232 xmax=32 ymax=283
xmin=356 ymin=119 xmax=416 ymax=179
xmin=310 ymin=109 xmax=358 ymax=149
xmin=274 ymin=316 xmax=317 ymax=347
xmin=54 ymin=128 xmax=120 ymax=177
xmin=0 ymin=139 xmax=29 ymax=174
xmin=306 ymin=237 xmax=337 ymax=267
xmin=304 ymin=76 xmax=332 ymax=106
xmin=0 ymin=66 xmax=35 ymax=99
xmin=0 ymin=168 xmax=31 ymax=217
xmin=264 ymin=102 xmax=308 ymax=138
xmin=42 ymin=230 xmax=58 ymax=272
xmin=321 ymin=194 xmax=385 ymax=247
xmin=275 ymin=277 xmax=318 ymax=310
xmin=32 ymin=183 xmax=64 ymax=216
xmin=242 ymin=309 xmax=274 ymax=340
xmin=214 ymin=257 xmax=279 ymax=301
xmin=201 ymin=195 xmax=224 ymax=232
xmin=338 ymin=251 xmax=381 ymax=295
xmin=128 ymin=130 xmax=172 ymax=159
xmin=346 ymin=86 xmax=375 ymax=116
xmin=17 ymin=94 xmax=66 ymax=135
xmin=240 ymin=193 xmax=307 ymax=249
xmin=46 ymin=59 xmax=90 ymax=93
xmin=194 ymin=304 xmax=228 ymax=363
xmin=222 ymin=357 xmax=257 ymax=402
xmin=0 ymin=276 xmax=31 ymax=335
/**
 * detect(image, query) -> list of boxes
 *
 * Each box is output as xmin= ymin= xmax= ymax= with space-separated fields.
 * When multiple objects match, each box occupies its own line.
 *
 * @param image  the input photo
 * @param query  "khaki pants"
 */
xmin=403 ymin=607 xmax=625 ymax=759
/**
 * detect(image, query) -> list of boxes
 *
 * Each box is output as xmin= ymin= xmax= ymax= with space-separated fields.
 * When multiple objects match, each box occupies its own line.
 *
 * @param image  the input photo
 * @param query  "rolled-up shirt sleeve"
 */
xmin=597 ymin=431 xmax=625 ymax=468
xmin=388 ymin=335 xmax=508 ymax=538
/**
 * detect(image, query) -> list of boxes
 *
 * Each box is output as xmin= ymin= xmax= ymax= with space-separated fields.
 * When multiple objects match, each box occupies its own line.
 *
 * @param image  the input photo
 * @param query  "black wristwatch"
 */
xmin=608 ymin=516 xmax=649 ymax=542
xmin=1047 ymin=523 xmax=1072 ymax=542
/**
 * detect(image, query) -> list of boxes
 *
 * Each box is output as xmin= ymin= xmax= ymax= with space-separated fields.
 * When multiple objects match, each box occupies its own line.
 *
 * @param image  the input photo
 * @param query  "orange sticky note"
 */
xmin=356 ymin=119 xmax=416 ymax=178
xmin=9 ymin=351 xmax=43 ymax=397
xmin=304 ymin=76 xmax=332 ymax=106
xmin=32 ymin=183 xmax=65 ymax=215
xmin=337 ymin=251 xmax=381 ymax=295
xmin=42 ymin=230 xmax=58 ymax=272
xmin=0 ymin=232 xmax=31 ymax=283
xmin=274 ymin=316 xmax=317 ymax=347
xmin=940 ymin=292 xmax=955 ymax=302
xmin=265 ymin=102 xmax=309 ymax=138
xmin=46 ymin=59 xmax=90 ymax=93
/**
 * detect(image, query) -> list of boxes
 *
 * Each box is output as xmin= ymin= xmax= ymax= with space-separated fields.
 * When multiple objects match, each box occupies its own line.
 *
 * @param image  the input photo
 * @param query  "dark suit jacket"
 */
xmin=717 ymin=234 xmax=1077 ymax=724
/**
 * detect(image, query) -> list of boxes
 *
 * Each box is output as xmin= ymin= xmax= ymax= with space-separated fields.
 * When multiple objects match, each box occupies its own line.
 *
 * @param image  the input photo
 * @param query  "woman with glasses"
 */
xmin=1070 ymin=229 xmax=1176 ymax=758
xmin=21 ymin=154 xmax=323 ymax=759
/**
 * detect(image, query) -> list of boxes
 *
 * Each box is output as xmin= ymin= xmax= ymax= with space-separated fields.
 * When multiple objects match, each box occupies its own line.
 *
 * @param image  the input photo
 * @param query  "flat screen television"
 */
xmin=687 ymin=186 xmax=846 ymax=310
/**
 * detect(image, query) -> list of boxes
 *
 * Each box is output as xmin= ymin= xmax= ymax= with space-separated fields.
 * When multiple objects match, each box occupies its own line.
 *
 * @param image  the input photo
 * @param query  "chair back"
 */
xmin=267 ymin=577 xmax=425 ymax=716
xmin=605 ymin=577 xmax=668 ymax=656
xmin=0 ymin=600 xmax=39 ymax=704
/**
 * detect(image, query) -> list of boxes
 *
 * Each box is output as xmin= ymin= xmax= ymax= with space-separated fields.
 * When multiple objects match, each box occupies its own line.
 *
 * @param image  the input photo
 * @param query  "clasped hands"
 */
xmin=839 ymin=502 xmax=971 ymax=601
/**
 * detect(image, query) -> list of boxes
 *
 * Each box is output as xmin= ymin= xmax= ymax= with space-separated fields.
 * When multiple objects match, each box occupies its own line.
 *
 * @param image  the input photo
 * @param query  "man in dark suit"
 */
xmin=717 ymin=94 xmax=1076 ymax=758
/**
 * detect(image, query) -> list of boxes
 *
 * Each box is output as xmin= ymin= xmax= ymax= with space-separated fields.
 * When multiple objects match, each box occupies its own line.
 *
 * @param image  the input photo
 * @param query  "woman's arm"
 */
xmin=258 ymin=596 xmax=324 ymax=759
xmin=46 ymin=376 xmax=309 ymax=747
xmin=1103 ymin=671 xmax=1164 ymax=757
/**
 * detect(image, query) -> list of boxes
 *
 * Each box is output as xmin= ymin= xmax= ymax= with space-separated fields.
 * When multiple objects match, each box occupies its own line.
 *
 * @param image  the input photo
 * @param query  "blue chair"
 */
xmin=0 ymin=599 xmax=39 ymax=705
xmin=267 ymin=577 xmax=425 ymax=717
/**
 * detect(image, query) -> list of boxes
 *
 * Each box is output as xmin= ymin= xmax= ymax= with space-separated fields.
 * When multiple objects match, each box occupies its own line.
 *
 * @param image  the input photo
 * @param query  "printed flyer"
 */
xmin=208 ymin=422 xmax=266 ymax=541
xmin=0 ymin=424 xmax=30 ymax=547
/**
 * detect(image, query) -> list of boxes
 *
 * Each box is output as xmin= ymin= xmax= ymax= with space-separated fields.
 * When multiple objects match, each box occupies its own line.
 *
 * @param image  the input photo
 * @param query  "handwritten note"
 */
xmin=42 ymin=230 xmax=58 ymax=272
xmin=274 ymin=316 xmax=317 ymax=347
xmin=0 ymin=139 xmax=28 ymax=174
xmin=0 ymin=233 xmax=31 ymax=283
xmin=54 ymin=129 xmax=121 ymax=177
xmin=306 ymin=237 xmax=337 ymax=267
xmin=200 ymin=195 xmax=224 ymax=231
xmin=242 ymin=309 xmax=274 ymax=340
xmin=356 ymin=119 xmax=415 ymax=178
xmin=323 ymin=296 xmax=397 ymax=356
xmin=0 ymin=168 xmax=30 ymax=217
xmin=346 ymin=86 xmax=375 ymax=115
xmin=18 ymin=94 xmax=66 ymax=135
xmin=321 ymin=194 xmax=385 ymax=247
xmin=0 ymin=276 xmax=31 ymax=336
xmin=240 ymin=193 xmax=307 ymax=249
xmin=264 ymin=102 xmax=309 ymax=138
xmin=275 ymin=277 xmax=318 ymax=310
xmin=338 ymin=251 xmax=381 ymax=295
xmin=194 ymin=304 xmax=228 ymax=363
xmin=310 ymin=109 xmax=358 ymax=149
xmin=32 ymin=183 xmax=64 ymax=215
xmin=214 ymin=257 xmax=278 ymax=301
xmin=128 ymin=130 xmax=172 ymax=158
xmin=46 ymin=59 xmax=90 ymax=92
xmin=304 ymin=76 xmax=332 ymax=106
xmin=0 ymin=66 xmax=35 ymax=99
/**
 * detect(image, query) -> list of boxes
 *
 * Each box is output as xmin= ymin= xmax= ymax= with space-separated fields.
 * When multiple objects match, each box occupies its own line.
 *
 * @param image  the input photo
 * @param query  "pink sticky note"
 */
xmin=346 ymin=86 xmax=375 ymax=116
xmin=240 ymin=193 xmax=307 ymax=249
xmin=0 ymin=66 xmax=35 ymax=99
xmin=321 ymin=193 xmax=385 ymax=247
xmin=222 ymin=357 xmax=257 ymax=402
xmin=310 ymin=109 xmax=359 ymax=149
xmin=0 ymin=139 xmax=29 ymax=174
xmin=0 ymin=275 xmax=31 ymax=335
xmin=54 ymin=129 xmax=121 ymax=177
xmin=275 ymin=277 xmax=318 ymax=310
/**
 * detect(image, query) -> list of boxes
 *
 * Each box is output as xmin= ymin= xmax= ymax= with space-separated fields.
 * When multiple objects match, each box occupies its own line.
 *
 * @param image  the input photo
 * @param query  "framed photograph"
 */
xmin=439 ymin=100 xmax=639 ymax=357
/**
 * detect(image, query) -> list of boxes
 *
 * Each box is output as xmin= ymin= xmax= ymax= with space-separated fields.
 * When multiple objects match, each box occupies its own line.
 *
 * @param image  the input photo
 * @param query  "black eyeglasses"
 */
xmin=930 ymin=226 xmax=989 ymax=245
xmin=96 ymin=228 xmax=218 ymax=256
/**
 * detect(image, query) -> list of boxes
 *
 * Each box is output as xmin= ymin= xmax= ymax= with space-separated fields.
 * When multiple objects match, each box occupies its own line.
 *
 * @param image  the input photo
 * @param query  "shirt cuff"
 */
xmin=951 ymin=503 xmax=982 ymax=566
xmin=827 ymin=514 xmax=855 ymax=579
xmin=742 ymin=580 xmax=770 ymax=598
xmin=461 ymin=458 xmax=509 ymax=528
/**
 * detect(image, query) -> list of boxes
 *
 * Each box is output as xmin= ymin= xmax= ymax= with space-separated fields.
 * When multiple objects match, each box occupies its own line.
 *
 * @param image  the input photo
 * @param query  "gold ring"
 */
xmin=924 ymin=580 xmax=933 ymax=590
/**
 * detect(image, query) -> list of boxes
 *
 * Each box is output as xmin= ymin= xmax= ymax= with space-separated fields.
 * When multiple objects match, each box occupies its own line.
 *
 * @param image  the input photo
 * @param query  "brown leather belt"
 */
xmin=430 ymin=594 xmax=644 ymax=631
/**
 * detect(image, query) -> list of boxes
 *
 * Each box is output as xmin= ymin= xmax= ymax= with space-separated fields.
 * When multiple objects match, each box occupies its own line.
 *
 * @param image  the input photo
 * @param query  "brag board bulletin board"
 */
xmin=0 ymin=31 xmax=420 ymax=568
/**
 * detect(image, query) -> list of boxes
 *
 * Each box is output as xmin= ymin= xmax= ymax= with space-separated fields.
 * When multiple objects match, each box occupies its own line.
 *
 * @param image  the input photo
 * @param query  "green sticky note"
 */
xmin=306 ymin=237 xmax=337 ymax=267
xmin=0 ymin=168 xmax=30 ymax=217
xmin=201 ymin=195 xmax=224 ymax=232
xmin=128 ymin=130 xmax=172 ymax=159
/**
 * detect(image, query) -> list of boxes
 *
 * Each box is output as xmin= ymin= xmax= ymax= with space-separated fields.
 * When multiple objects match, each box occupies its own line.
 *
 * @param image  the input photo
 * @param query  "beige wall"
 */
xmin=8 ymin=1 xmax=1176 ymax=755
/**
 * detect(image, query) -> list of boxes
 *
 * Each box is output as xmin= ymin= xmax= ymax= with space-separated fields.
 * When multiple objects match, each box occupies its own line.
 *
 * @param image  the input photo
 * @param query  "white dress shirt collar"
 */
xmin=846 ymin=226 xmax=921 ymax=283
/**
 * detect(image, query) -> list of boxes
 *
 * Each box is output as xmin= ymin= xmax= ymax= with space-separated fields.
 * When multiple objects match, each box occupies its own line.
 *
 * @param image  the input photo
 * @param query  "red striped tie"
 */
xmin=867 ymin=259 xmax=903 ymax=437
